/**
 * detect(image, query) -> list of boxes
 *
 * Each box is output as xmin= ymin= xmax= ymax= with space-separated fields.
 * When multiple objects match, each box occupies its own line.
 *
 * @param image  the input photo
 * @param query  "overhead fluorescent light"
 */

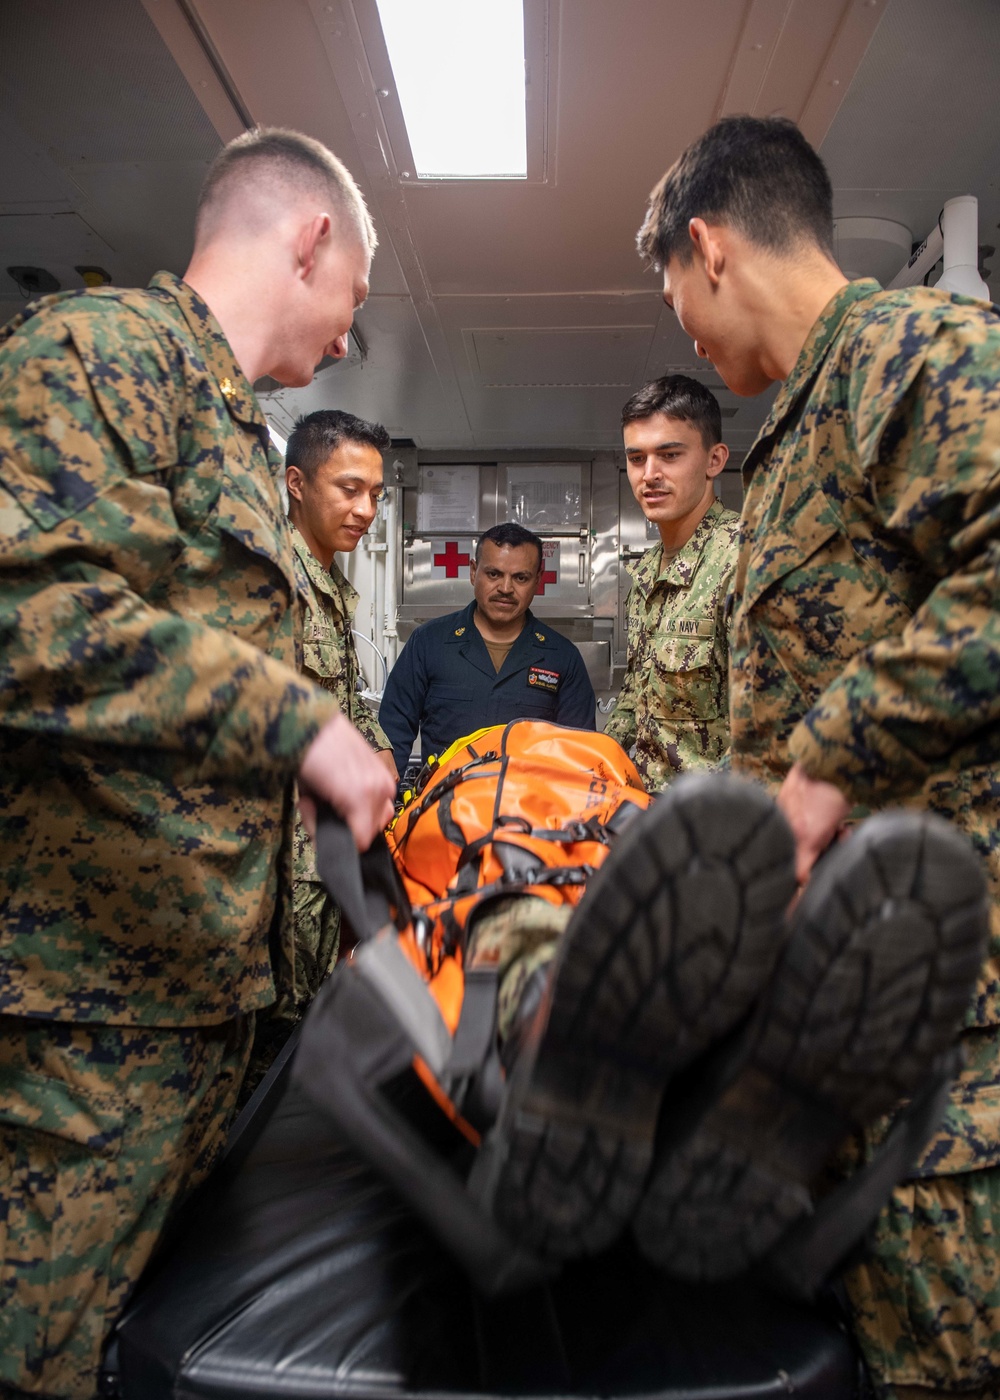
xmin=375 ymin=0 xmax=527 ymax=179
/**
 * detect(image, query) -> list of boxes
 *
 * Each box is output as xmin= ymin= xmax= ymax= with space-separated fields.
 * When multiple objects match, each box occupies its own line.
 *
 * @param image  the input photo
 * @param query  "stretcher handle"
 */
xmin=314 ymin=803 xmax=411 ymax=943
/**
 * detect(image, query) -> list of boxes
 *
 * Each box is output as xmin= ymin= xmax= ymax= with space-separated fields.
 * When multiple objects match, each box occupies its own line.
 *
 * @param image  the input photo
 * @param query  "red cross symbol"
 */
xmin=535 ymin=568 xmax=558 ymax=596
xmin=433 ymin=541 xmax=470 ymax=577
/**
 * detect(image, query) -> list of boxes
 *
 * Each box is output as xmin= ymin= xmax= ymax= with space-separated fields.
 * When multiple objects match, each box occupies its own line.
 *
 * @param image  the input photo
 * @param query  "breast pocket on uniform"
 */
xmin=302 ymin=639 xmax=343 ymax=693
xmin=516 ymin=664 xmax=559 ymax=716
xmin=427 ymin=683 xmax=475 ymax=712
xmin=649 ymin=634 xmax=721 ymax=722
xmin=742 ymin=482 xmax=911 ymax=699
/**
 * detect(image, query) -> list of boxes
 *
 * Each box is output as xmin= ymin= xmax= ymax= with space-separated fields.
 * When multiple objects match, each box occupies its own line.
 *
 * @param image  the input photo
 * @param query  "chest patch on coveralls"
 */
xmin=527 ymin=665 xmax=560 ymax=693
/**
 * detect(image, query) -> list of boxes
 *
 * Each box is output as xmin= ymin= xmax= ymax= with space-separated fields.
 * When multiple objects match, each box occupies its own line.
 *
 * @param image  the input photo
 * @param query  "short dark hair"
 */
xmin=621 ymin=374 xmax=722 ymax=448
xmin=196 ymin=127 xmax=376 ymax=253
xmin=475 ymin=522 xmax=543 ymax=571
xmin=285 ymin=409 xmax=390 ymax=480
xmin=637 ymin=116 xmax=834 ymax=269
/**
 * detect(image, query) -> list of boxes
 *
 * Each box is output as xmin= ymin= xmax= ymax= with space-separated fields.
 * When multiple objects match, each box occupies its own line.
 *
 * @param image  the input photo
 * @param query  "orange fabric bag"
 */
xmin=387 ymin=720 xmax=652 ymax=1034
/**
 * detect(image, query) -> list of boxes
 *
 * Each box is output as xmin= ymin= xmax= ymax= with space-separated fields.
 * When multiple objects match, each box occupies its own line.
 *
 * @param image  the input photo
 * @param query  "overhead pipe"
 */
xmin=373 ymin=538 xmax=385 ymax=685
xmin=887 ymin=196 xmax=989 ymax=298
xmin=368 ymin=534 xmax=381 ymax=670
xmin=937 ymin=196 xmax=991 ymax=299
xmin=382 ymin=465 xmax=401 ymax=672
xmin=886 ymin=224 xmax=942 ymax=289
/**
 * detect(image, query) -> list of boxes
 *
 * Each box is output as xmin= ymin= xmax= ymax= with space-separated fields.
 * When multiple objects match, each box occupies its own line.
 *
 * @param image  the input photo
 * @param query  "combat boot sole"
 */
xmin=468 ymin=773 xmax=797 ymax=1260
xmin=633 ymin=810 xmax=989 ymax=1281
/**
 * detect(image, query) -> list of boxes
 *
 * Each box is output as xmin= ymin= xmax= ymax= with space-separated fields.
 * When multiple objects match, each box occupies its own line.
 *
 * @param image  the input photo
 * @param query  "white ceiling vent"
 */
xmin=833 ymin=217 xmax=912 ymax=285
xmin=468 ymin=326 xmax=655 ymax=388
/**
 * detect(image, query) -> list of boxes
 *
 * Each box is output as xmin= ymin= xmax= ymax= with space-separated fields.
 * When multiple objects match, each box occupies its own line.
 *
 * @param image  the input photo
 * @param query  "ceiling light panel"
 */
xmin=374 ymin=0 xmax=527 ymax=179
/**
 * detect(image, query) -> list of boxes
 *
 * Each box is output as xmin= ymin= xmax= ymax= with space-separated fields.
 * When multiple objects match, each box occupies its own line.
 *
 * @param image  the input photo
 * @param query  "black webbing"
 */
xmin=762 ymin=1046 xmax=962 ymax=1300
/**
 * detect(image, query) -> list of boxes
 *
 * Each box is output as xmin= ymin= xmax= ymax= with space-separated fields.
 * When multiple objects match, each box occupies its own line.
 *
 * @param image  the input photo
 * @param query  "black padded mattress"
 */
xmin=114 ymin=1075 xmax=860 ymax=1400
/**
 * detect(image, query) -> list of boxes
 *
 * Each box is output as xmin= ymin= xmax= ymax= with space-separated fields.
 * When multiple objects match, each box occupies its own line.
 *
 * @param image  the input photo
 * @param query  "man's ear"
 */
xmin=295 ymin=212 xmax=331 ymax=280
xmin=706 ymin=441 xmax=730 ymax=479
xmin=286 ymin=463 xmax=305 ymax=504
xmin=688 ymin=218 xmax=725 ymax=287
xmin=469 ymin=557 xmax=478 ymax=587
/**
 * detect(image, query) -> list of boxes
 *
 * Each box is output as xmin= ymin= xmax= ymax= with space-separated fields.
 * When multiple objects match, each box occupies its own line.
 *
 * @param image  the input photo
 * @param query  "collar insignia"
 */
xmin=535 ymin=631 xmax=545 ymax=641
xmin=454 ymin=626 xmax=466 ymax=636
xmin=219 ymin=377 xmax=235 ymax=399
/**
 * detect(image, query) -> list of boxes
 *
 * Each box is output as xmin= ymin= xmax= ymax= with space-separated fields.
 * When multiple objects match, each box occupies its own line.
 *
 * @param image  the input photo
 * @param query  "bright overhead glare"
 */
xmin=375 ymin=0 xmax=527 ymax=179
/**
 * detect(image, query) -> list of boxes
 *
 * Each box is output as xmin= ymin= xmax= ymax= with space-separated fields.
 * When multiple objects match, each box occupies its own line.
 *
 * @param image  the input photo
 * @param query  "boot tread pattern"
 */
xmin=634 ymin=811 xmax=989 ymax=1281
xmin=489 ymin=775 xmax=797 ymax=1259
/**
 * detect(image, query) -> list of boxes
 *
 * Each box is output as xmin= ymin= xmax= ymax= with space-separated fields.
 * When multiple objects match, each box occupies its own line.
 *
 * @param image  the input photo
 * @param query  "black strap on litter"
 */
xmin=448 ymin=965 xmax=500 ymax=1077
xmin=540 ymin=865 xmax=595 ymax=887
xmin=454 ymin=808 xmax=621 ymax=894
xmin=762 ymin=1046 xmax=962 ymax=1301
xmin=494 ymin=841 xmax=547 ymax=885
xmin=452 ymin=856 xmax=596 ymax=911
xmin=527 ymin=817 xmax=612 ymax=845
xmin=453 ymin=831 xmax=501 ymax=894
xmin=314 ymin=804 xmax=411 ymax=943
xmin=605 ymin=797 xmax=647 ymax=834
xmin=360 ymin=830 xmax=413 ymax=933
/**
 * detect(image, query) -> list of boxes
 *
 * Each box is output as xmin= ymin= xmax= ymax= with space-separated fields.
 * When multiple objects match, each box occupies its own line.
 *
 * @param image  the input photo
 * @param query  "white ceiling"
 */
xmin=1 ymin=0 xmax=997 ymax=459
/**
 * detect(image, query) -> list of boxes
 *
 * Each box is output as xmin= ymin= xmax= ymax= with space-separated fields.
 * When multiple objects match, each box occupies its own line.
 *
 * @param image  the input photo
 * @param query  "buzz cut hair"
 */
xmin=195 ymin=126 xmax=377 ymax=254
xmin=636 ymin=115 xmax=834 ymax=270
xmin=285 ymin=409 xmax=390 ymax=482
xmin=621 ymin=374 xmax=722 ymax=448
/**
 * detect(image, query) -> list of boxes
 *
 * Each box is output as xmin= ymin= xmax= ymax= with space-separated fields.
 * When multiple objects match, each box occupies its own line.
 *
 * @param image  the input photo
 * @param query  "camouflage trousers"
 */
xmin=466 ymin=895 xmax=572 ymax=1040
xmin=0 ymin=1014 xmax=252 ymax=1399
xmin=288 ymin=878 xmax=343 ymax=1008
xmin=239 ymin=878 xmax=341 ymax=1106
xmin=845 ymin=1165 xmax=1000 ymax=1397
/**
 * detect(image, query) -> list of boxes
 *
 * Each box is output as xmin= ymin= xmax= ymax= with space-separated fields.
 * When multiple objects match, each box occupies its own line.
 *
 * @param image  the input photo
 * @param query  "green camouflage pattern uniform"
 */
xmin=292 ymin=527 xmax=390 ymax=987
xmin=728 ymin=279 xmax=1000 ymax=1394
xmin=605 ymin=498 xmax=740 ymax=790
xmin=0 ymin=274 xmax=337 ymax=1396
xmin=241 ymin=530 xmax=391 ymax=1099
xmin=467 ymin=896 xmax=573 ymax=1040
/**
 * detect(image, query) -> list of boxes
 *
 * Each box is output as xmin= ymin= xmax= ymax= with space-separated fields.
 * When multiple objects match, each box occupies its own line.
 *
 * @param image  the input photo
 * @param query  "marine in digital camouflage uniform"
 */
xmin=729 ymin=277 xmax=1000 ymax=1399
xmin=639 ymin=115 xmax=1000 ymax=1397
xmin=291 ymin=529 xmax=392 ymax=995
xmin=605 ymin=376 xmax=738 ymax=791
xmin=0 ymin=129 xmax=394 ymax=1398
xmin=606 ymin=499 xmax=739 ymax=788
xmin=241 ymin=407 xmax=397 ymax=1097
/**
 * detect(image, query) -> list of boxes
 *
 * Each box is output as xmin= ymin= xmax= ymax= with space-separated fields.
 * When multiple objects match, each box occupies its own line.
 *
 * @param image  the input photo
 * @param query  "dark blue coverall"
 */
xmin=379 ymin=600 xmax=596 ymax=774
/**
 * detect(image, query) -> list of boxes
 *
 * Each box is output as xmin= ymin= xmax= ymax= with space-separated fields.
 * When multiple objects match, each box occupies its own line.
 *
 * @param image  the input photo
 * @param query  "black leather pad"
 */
xmin=115 ymin=1082 xmax=859 ymax=1399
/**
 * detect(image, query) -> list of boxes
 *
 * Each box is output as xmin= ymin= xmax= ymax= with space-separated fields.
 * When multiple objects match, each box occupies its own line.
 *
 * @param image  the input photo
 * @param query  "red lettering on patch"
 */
xmin=527 ymin=666 xmax=560 ymax=692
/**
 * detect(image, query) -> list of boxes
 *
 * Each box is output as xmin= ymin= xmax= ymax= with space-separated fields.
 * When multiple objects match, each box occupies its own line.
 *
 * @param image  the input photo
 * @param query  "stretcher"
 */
xmin=109 ymin=788 xmax=869 ymax=1400
xmin=110 ymin=1037 xmax=862 ymax=1399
